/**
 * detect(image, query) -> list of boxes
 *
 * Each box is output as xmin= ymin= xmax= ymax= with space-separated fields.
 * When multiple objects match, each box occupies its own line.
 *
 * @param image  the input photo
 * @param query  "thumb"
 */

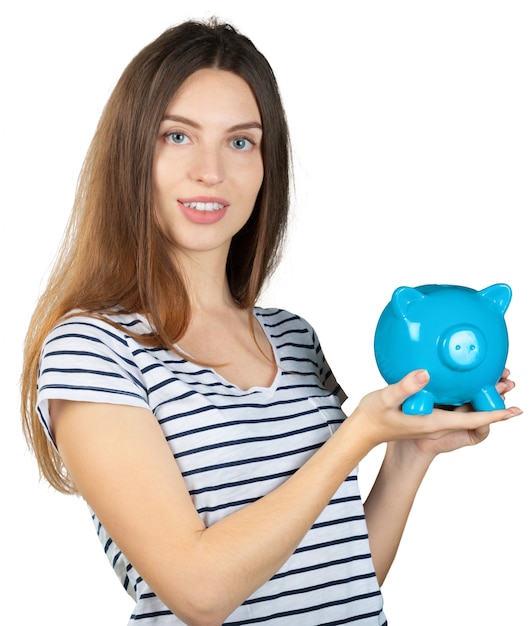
xmin=383 ymin=369 xmax=430 ymax=409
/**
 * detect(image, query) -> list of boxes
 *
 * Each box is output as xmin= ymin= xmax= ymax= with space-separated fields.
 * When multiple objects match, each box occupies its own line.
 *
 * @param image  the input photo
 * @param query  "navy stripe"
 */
xmin=244 ymin=573 xmax=379 ymax=606
xmin=269 ymin=327 xmax=308 ymax=338
xmin=225 ymin=595 xmax=383 ymax=625
xmin=50 ymin=320 xmax=129 ymax=345
xmin=312 ymin=514 xmax=366 ymax=529
xmin=277 ymin=340 xmax=315 ymax=350
xmin=260 ymin=314 xmax=300 ymax=327
xmin=180 ymin=442 xmax=323 ymax=476
xmin=172 ymin=419 xmax=326 ymax=455
xmin=196 ymin=496 xmax=260 ymax=514
xmin=162 ymin=400 xmax=321 ymax=429
xmin=41 ymin=366 xmax=125 ymax=379
xmin=188 ymin=469 xmax=296 ymax=495
xmin=39 ymin=383 xmax=145 ymax=401
xmin=294 ymin=535 xmax=370 ymax=555
xmin=131 ymin=609 xmax=174 ymax=620
xmin=270 ymin=555 xmax=376 ymax=582
xmin=42 ymin=348 xmax=144 ymax=388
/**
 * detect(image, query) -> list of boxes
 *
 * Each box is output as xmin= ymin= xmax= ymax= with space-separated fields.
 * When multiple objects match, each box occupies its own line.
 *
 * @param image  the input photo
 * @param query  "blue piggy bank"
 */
xmin=374 ymin=283 xmax=511 ymax=414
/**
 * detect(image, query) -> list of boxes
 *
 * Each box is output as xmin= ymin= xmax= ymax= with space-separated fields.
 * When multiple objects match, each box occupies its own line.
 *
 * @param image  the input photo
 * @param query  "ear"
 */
xmin=391 ymin=286 xmax=425 ymax=319
xmin=478 ymin=283 xmax=512 ymax=315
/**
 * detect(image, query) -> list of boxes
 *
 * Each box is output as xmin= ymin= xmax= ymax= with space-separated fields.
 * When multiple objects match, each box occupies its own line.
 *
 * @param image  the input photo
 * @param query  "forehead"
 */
xmin=164 ymin=68 xmax=261 ymax=122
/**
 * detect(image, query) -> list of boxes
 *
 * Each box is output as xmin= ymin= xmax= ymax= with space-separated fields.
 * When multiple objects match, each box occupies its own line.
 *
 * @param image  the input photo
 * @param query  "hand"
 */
xmin=495 ymin=367 xmax=516 ymax=401
xmin=410 ymin=368 xmax=517 ymax=457
xmin=352 ymin=369 xmax=521 ymax=460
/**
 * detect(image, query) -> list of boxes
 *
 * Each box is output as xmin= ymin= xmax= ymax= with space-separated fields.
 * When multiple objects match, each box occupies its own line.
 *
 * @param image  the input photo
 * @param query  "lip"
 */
xmin=179 ymin=195 xmax=229 ymax=206
xmin=177 ymin=196 xmax=229 ymax=225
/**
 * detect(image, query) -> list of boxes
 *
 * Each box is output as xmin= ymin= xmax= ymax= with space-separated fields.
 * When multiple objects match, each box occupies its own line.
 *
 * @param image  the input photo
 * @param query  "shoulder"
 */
xmin=38 ymin=311 xmax=154 ymax=398
xmin=41 ymin=311 xmax=155 ymax=375
xmin=44 ymin=310 xmax=152 ymax=348
xmin=37 ymin=311 xmax=153 ymax=447
xmin=253 ymin=306 xmax=317 ymax=338
xmin=255 ymin=307 xmax=346 ymax=402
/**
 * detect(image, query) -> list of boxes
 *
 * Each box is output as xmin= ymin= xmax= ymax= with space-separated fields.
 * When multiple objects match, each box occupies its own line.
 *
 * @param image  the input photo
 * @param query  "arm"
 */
xmin=363 ymin=441 xmax=432 ymax=585
xmin=51 ymin=397 xmax=375 ymax=626
xmin=50 ymin=371 xmax=520 ymax=626
xmin=363 ymin=370 xmax=518 ymax=585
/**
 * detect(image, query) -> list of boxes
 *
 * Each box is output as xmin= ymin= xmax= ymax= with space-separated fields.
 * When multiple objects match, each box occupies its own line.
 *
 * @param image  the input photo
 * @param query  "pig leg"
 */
xmin=471 ymin=386 xmax=506 ymax=411
xmin=402 ymin=389 xmax=435 ymax=415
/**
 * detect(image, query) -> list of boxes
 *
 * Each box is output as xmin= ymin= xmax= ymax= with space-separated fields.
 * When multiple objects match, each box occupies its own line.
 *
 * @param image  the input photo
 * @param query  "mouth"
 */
xmin=182 ymin=201 xmax=225 ymax=212
xmin=178 ymin=198 xmax=229 ymax=225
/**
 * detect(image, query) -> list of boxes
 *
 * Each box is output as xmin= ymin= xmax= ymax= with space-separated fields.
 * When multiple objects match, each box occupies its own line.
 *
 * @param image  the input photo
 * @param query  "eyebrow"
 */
xmin=160 ymin=114 xmax=262 ymax=133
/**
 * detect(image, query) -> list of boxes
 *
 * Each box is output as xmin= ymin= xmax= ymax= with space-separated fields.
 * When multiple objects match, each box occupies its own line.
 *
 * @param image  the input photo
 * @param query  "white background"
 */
xmin=2 ymin=1 xmax=530 ymax=624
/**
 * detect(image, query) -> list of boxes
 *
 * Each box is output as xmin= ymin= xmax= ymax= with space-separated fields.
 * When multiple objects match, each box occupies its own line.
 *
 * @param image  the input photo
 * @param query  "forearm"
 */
xmin=54 ymin=398 xmax=376 ymax=626
xmin=363 ymin=441 xmax=434 ymax=585
xmin=146 ymin=414 xmax=376 ymax=624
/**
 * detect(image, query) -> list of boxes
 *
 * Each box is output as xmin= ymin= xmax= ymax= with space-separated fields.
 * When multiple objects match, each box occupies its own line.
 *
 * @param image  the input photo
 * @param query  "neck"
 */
xmin=173 ymin=247 xmax=239 ymax=315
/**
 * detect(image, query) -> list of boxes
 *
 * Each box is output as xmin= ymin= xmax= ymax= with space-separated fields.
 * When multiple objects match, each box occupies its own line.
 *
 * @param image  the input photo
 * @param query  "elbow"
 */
xmin=163 ymin=579 xmax=239 ymax=626
xmin=179 ymin=613 xmax=225 ymax=626
xmin=174 ymin=605 xmax=233 ymax=626
xmin=178 ymin=607 xmax=229 ymax=626
xmin=145 ymin=540 xmax=248 ymax=624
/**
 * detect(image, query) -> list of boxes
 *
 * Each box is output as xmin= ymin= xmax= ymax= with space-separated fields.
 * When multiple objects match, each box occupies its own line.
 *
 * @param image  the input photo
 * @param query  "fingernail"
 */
xmin=415 ymin=370 xmax=429 ymax=385
xmin=504 ymin=408 xmax=522 ymax=419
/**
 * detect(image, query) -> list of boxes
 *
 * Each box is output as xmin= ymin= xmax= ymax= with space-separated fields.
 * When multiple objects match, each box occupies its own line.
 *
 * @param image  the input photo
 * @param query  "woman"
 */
xmin=21 ymin=18 xmax=520 ymax=625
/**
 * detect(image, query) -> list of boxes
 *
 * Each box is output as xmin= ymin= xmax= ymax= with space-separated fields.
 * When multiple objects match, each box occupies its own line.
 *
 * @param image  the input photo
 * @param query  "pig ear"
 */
xmin=479 ymin=283 xmax=512 ymax=314
xmin=391 ymin=286 xmax=425 ymax=319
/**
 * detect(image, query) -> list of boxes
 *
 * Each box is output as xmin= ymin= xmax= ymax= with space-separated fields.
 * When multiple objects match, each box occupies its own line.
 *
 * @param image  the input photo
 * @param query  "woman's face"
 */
xmin=153 ymin=68 xmax=264 ymax=263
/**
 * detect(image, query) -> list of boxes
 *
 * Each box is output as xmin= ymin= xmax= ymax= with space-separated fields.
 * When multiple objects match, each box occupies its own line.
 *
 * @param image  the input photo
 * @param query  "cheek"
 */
xmin=152 ymin=144 xmax=181 ymax=194
xmin=152 ymin=161 xmax=173 ymax=226
xmin=152 ymin=157 xmax=169 ymax=195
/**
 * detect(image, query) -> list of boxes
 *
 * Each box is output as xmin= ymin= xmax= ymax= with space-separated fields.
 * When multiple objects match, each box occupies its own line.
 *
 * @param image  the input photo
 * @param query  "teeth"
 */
xmin=183 ymin=201 xmax=224 ymax=211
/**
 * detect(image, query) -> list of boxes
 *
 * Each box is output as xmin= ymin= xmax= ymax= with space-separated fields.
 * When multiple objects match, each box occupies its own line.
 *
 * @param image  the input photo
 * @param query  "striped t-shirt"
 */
xmin=37 ymin=307 xmax=387 ymax=625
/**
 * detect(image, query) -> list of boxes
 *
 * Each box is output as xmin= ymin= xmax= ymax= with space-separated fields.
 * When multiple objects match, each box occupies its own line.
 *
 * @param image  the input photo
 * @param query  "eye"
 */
xmin=231 ymin=137 xmax=254 ymax=151
xmin=166 ymin=132 xmax=190 ymax=145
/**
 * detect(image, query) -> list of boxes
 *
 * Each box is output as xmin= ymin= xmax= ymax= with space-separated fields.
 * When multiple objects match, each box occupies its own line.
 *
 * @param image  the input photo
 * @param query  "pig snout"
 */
xmin=439 ymin=325 xmax=486 ymax=371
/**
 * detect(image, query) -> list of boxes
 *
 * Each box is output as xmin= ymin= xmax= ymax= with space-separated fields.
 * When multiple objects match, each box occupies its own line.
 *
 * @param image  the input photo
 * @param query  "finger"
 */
xmin=380 ymin=369 xmax=430 ymax=409
xmin=432 ymin=405 xmax=522 ymax=432
xmin=496 ymin=378 xmax=515 ymax=397
xmin=452 ymin=403 xmax=472 ymax=413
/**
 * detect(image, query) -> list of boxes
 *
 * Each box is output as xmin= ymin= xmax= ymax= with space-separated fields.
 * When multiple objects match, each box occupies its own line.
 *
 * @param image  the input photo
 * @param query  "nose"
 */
xmin=189 ymin=144 xmax=225 ymax=185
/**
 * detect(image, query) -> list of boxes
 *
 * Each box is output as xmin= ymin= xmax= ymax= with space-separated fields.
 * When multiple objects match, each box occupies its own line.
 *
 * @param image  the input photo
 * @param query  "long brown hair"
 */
xmin=21 ymin=18 xmax=291 ymax=493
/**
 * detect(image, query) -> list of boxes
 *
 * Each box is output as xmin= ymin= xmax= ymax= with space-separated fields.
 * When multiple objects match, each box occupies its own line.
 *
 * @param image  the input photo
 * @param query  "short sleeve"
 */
xmin=37 ymin=316 xmax=150 ymax=448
